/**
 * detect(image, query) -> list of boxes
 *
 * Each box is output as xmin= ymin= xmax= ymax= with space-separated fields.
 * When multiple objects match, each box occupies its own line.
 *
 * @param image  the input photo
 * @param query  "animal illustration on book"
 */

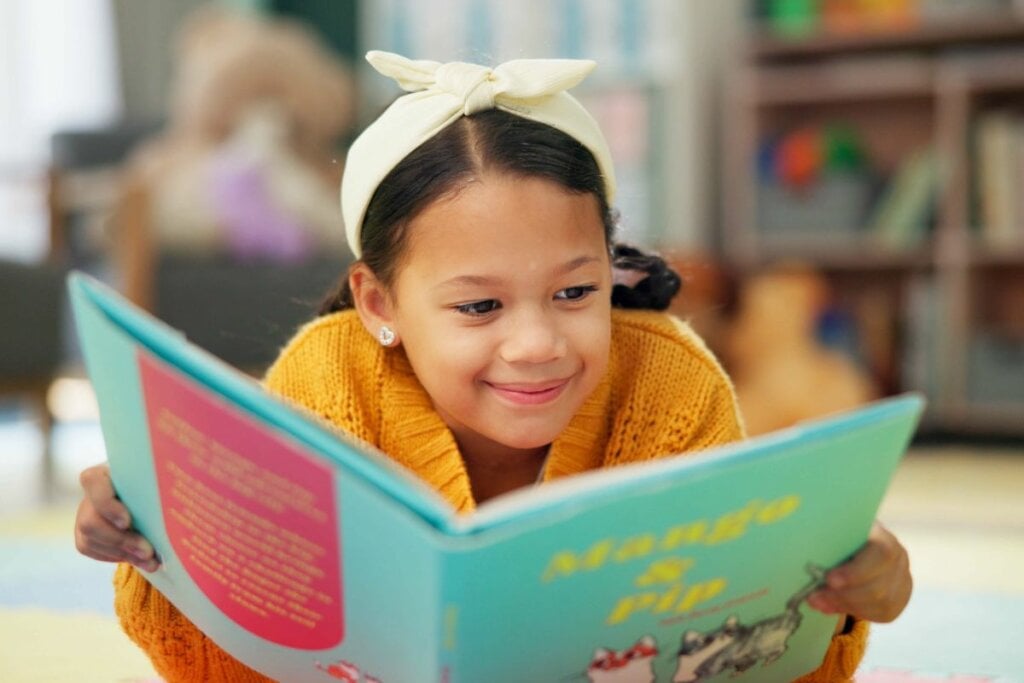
xmin=672 ymin=564 xmax=827 ymax=682
xmin=586 ymin=635 xmax=659 ymax=682
xmin=314 ymin=659 xmax=382 ymax=683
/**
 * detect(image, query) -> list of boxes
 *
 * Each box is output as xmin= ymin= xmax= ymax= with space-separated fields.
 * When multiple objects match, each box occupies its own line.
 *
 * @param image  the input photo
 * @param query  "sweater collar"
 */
xmin=379 ymin=345 xmax=614 ymax=514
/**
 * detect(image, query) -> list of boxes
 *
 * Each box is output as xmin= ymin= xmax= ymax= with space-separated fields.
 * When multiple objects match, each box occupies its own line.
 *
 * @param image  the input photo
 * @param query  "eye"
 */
xmin=455 ymin=299 xmax=501 ymax=316
xmin=555 ymin=285 xmax=598 ymax=301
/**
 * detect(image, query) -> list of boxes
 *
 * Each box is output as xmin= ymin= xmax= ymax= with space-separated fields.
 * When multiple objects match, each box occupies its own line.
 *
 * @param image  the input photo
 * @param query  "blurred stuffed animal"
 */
xmin=118 ymin=5 xmax=354 ymax=265
xmin=725 ymin=264 xmax=876 ymax=436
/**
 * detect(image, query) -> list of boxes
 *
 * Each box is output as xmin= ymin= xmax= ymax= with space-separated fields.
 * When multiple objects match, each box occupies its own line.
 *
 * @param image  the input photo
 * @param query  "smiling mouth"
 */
xmin=485 ymin=379 xmax=570 ymax=406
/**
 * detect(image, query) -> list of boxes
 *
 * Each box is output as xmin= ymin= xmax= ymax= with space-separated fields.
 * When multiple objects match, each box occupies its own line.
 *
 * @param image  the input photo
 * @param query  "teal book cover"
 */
xmin=69 ymin=272 xmax=924 ymax=683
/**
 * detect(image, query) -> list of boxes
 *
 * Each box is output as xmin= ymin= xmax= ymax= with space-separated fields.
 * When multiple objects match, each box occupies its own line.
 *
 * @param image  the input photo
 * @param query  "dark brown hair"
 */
xmin=319 ymin=108 xmax=679 ymax=314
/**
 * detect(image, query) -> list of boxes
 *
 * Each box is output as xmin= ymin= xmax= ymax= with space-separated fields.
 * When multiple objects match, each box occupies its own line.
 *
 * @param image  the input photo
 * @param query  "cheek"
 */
xmin=404 ymin=326 xmax=492 ymax=389
xmin=574 ymin=310 xmax=612 ymax=367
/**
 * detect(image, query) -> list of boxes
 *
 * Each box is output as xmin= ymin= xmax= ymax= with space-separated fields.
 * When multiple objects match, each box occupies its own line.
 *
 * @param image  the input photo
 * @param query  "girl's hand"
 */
xmin=807 ymin=521 xmax=912 ymax=624
xmin=74 ymin=463 xmax=160 ymax=573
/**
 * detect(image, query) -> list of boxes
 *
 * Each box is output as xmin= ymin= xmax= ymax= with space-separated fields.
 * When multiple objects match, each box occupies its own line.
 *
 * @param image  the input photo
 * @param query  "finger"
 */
xmin=813 ymin=555 xmax=911 ymax=624
xmin=75 ymin=496 xmax=157 ymax=561
xmin=83 ymin=531 xmax=156 ymax=564
xmin=131 ymin=558 xmax=162 ymax=573
xmin=827 ymin=523 xmax=904 ymax=590
xmin=80 ymin=464 xmax=132 ymax=531
xmin=84 ymin=546 xmax=160 ymax=574
xmin=806 ymin=590 xmax=843 ymax=615
xmin=74 ymin=525 xmax=161 ymax=573
xmin=811 ymin=582 xmax=903 ymax=623
xmin=75 ymin=496 xmax=132 ymax=549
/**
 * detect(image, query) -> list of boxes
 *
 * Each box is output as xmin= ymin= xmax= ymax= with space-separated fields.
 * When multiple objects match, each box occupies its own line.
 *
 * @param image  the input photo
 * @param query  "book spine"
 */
xmin=435 ymin=550 xmax=465 ymax=683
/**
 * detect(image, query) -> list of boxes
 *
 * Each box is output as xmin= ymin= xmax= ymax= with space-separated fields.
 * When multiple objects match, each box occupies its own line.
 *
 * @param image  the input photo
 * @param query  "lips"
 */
xmin=485 ymin=379 xmax=570 ymax=406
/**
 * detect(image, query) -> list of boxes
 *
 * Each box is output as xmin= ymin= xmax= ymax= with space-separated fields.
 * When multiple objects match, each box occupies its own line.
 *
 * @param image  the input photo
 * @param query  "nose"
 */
xmin=499 ymin=308 xmax=567 ymax=365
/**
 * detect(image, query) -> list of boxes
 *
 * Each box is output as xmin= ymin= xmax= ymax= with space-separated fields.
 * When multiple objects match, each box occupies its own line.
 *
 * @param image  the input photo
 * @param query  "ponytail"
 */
xmin=609 ymin=243 xmax=681 ymax=311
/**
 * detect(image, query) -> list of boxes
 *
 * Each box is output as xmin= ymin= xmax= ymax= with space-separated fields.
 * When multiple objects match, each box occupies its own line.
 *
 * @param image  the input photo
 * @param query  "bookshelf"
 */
xmin=725 ymin=2 xmax=1024 ymax=436
xmin=357 ymin=0 xmax=692 ymax=249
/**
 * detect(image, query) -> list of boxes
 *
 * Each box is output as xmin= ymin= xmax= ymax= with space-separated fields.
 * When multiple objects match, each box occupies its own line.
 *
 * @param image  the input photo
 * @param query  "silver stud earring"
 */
xmin=378 ymin=325 xmax=396 ymax=347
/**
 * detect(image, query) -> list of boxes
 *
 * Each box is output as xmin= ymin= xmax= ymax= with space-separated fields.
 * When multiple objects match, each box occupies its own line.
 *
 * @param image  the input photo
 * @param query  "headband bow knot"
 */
xmin=437 ymin=63 xmax=496 ymax=115
xmin=342 ymin=51 xmax=616 ymax=257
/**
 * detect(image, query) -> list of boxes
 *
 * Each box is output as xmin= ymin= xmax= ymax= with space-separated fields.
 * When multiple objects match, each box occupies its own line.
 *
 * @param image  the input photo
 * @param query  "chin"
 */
xmin=496 ymin=424 xmax=567 ymax=451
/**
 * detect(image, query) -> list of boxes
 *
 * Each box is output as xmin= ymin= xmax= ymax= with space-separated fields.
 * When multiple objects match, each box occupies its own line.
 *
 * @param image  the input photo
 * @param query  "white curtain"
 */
xmin=0 ymin=0 xmax=121 ymax=260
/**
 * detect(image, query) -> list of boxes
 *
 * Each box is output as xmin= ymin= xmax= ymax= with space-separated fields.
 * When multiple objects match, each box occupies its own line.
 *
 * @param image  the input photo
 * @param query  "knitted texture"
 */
xmin=794 ymin=618 xmax=871 ymax=683
xmin=113 ymin=309 xmax=866 ymax=681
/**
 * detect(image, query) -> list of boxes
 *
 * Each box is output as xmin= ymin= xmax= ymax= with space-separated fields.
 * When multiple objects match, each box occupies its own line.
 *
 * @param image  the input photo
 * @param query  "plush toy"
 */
xmin=119 ymin=5 xmax=354 ymax=261
xmin=725 ymin=264 xmax=877 ymax=436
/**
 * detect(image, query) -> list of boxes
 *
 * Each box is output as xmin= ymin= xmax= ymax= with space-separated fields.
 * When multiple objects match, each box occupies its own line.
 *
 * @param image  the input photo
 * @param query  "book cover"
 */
xmin=69 ymin=272 xmax=924 ymax=683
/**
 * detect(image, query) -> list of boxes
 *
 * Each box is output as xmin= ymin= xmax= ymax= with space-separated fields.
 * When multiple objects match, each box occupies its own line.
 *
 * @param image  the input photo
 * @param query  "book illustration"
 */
xmin=314 ymin=659 xmax=383 ymax=682
xmin=576 ymin=564 xmax=826 ymax=683
xmin=585 ymin=635 xmax=659 ymax=682
xmin=672 ymin=564 xmax=826 ymax=682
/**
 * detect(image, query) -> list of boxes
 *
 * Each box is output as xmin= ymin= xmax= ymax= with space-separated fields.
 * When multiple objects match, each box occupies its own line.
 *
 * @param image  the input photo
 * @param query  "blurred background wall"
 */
xmin=2 ymin=0 xmax=1024 ymax=447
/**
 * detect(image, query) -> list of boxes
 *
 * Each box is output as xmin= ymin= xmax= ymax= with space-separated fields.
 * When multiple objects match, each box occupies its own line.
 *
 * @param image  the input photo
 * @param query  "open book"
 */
xmin=69 ymin=272 xmax=924 ymax=683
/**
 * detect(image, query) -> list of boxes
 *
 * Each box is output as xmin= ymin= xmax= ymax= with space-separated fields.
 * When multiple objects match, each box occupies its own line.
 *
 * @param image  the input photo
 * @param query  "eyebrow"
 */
xmin=437 ymin=255 xmax=603 ymax=288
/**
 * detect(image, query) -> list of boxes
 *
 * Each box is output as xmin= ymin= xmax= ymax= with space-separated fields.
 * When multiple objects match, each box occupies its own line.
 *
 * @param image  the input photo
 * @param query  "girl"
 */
xmin=74 ymin=51 xmax=911 ymax=682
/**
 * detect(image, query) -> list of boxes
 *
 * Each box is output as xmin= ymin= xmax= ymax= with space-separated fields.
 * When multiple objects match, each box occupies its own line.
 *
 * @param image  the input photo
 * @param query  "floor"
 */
xmin=860 ymin=446 xmax=1024 ymax=682
xmin=1 ymin=389 xmax=1023 ymax=682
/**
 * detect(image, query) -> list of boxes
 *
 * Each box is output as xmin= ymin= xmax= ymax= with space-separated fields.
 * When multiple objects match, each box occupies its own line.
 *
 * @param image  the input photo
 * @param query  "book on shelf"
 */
xmin=867 ymin=146 xmax=940 ymax=249
xmin=69 ymin=272 xmax=925 ymax=683
xmin=902 ymin=275 xmax=943 ymax=406
xmin=976 ymin=109 xmax=1024 ymax=248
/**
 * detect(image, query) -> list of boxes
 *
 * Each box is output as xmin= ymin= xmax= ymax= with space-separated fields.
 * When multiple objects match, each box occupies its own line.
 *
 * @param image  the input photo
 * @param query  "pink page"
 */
xmin=138 ymin=351 xmax=343 ymax=650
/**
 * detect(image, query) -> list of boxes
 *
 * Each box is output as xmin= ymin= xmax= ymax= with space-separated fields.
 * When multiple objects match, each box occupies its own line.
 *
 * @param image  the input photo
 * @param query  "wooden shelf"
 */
xmin=748 ymin=59 xmax=934 ymax=105
xmin=941 ymin=52 xmax=1024 ymax=93
xmin=727 ymin=3 xmax=1024 ymax=436
xmin=743 ymin=238 xmax=934 ymax=270
xmin=938 ymin=403 xmax=1024 ymax=436
xmin=969 ymin=243 xmax=1024 ymax=266
xmin=752 ymin=12 xmax=1024 ymax=61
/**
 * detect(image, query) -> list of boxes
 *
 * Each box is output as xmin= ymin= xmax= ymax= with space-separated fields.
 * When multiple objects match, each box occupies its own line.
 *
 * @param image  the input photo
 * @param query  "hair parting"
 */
xmin=319 ymin=109 xmax=680 ymax=315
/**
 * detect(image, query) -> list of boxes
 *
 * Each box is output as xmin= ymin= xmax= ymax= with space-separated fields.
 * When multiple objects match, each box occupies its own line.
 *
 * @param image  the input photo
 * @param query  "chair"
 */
xmin=0 ymin=258 xmax=65 ymax=493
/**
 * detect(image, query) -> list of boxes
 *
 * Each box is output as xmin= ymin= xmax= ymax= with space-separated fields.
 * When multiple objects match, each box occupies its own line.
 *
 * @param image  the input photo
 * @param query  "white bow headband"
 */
xmin=341 ymin=50 xmax=617 ymax=258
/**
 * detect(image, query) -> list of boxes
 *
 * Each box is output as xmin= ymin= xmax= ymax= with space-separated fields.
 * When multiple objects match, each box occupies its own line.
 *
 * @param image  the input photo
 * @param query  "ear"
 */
xmin=348 ymin=262 xmax=400 ymax=347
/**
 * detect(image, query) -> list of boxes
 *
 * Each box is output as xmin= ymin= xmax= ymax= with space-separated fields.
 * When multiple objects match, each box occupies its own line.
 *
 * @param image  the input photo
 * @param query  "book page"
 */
xmin=139 ymin=351 xmax=344 ymax=650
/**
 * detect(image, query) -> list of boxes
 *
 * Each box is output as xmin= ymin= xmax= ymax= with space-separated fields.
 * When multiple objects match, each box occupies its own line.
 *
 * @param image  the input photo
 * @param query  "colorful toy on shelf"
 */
xmin=767 ymin=0 xmax=820 ymax=38
xmin=822 ymin=0 xmax=917 ymax=33
xmin=766 ymin=123 xmax=866 ymax=190
xmin=767 ymin=0 xmax=920 ymax=39
xmin=776 ymin=127 xmax=823 ymax=188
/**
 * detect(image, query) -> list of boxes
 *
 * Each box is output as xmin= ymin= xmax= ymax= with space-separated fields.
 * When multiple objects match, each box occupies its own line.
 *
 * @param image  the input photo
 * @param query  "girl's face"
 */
xmin=387 ymin=172 xmax=612 ymax=459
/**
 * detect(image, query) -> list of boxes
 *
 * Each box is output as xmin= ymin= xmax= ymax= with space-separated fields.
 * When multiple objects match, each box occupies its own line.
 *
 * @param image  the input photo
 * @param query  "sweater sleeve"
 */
xmin=114 ymin=564 xmax=273 ymax=683
xmin=795 ymin=618 xmax=870 ymax=682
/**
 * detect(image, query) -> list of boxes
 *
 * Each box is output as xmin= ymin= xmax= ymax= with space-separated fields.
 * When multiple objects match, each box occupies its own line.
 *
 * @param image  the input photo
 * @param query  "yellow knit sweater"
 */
xmin=114 ymin=309 xmax=867 ymax=682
